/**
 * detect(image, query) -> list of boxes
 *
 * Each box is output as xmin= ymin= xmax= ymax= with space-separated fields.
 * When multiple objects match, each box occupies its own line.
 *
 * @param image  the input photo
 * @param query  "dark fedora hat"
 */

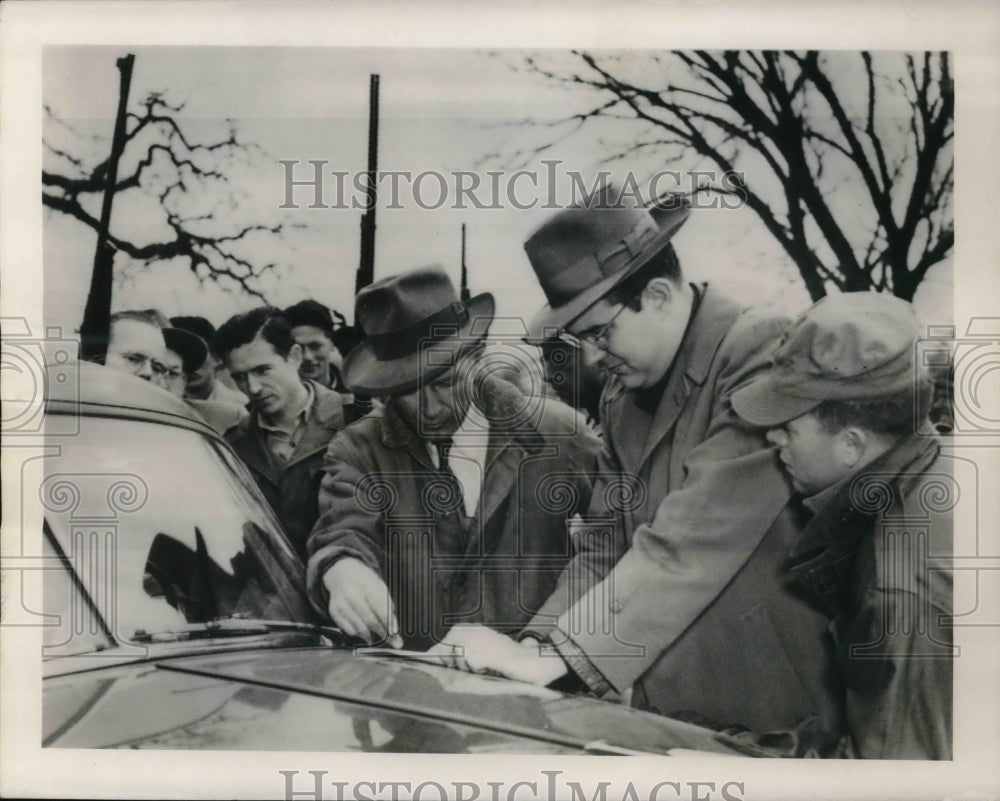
xmin=342 ymin=266 xmax=495 ymax=396
xmin=524 ymin=185 xmax=691 ymax=341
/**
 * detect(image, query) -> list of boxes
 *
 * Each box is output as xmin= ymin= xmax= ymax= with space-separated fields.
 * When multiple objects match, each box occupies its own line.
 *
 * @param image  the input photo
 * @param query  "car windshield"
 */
xmin=43 ymin=414 xmax=314 ymax=656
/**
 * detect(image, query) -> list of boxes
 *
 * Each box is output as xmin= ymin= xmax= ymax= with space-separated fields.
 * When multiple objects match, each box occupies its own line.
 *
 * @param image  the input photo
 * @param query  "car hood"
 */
xmin=44 ymin=645 xmax=757 ymax=755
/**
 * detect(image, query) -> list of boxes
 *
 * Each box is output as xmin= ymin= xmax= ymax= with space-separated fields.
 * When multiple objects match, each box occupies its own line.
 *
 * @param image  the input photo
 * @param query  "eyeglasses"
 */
xmin=557 ymin=304 xmax=628 ymax=350
xmin=151 ymin=360 xmax=183 ymax=381
xmin=120 ymin=351 xmax=166 ymax=375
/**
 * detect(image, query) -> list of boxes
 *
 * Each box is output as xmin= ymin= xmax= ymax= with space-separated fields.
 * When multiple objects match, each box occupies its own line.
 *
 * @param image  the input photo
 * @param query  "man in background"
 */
xmin=153 ymin=326 xmax=208 ymax=399
xmin=170 ymin=315 xmax=248 ymax=406
xmin=102 ymin=309 xmax=168 ymax=383
xmin=283 ymin=300 xmax=349 ymax=390
xmin=215 ymin=307 xmax=346 ymax=555
xmin=535 ymin=337 xmax=606 ymax=429
xmin=284 ymin=299 xmax=357 ymax=422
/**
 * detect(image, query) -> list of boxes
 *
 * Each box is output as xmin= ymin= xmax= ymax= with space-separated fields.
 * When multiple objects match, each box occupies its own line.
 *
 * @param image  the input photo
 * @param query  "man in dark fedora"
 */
xmin=434 ymin=186 xmax=845 ymax=741
xmin=305 ymin=266 xmax=601 ymax=650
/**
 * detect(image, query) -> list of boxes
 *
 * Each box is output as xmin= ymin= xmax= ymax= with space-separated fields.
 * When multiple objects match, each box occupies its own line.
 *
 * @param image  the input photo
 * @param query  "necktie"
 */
xmin=434 ymin=440 xmax=466 ymax=517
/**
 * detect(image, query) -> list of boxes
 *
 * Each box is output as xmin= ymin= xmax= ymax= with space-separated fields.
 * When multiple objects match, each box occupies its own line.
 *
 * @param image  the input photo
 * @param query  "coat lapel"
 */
xmin=381 ymin=399 xmax=436 ymax=470
xmin=232 ymin=419 xmax=283 ymax=488
xmin=479 ymin=435 xmax=522 ymax=530
xmin=286 ymin=382 xmax=346 ymax=467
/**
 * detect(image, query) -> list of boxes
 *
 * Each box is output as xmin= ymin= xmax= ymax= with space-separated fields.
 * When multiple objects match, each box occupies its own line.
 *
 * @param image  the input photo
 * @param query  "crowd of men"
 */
xmin=90 ymin=185 xmax=953 ymax=760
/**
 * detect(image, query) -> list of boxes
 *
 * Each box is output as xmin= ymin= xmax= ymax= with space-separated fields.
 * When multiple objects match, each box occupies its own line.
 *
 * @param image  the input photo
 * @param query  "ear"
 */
xmin=641 ymin=277 xmax=674 ymax=311
xmin=835 ymin=427 xmax=869 ymax=470
xmin=287 ymin=342 xmax=303 ymax=367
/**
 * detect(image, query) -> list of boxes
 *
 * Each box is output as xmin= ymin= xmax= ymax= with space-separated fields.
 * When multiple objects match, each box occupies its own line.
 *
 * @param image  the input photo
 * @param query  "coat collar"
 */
xmin=634 ymin=284 xmax=744 ymax=467
xmin=290 ymin=381 xmax=347 ymax=461
xmin=378 ymin=375 xmax=537 ymax=523
xmin=236 ymin=380 xmax=346 ymax=483
xmin=788 ymin=433 xmax=941 ymax=613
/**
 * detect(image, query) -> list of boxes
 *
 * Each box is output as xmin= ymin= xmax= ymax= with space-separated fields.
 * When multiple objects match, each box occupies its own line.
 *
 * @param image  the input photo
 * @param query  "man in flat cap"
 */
xmin=434 ymin=186 xmax=844 ymax=740
xmin=730 ymin=292 xmax=953 ymax=759
xmin=306 ymin=266 xmax=601 ymax=649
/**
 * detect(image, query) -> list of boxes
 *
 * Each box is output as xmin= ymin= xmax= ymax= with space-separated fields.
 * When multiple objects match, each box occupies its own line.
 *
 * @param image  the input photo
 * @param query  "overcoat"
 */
xmin=790 ymin=433 xmax=953 ymax=759
xmin=526 ymin=285 xmax=845 ymax=735
xmin=306 ymin=376 xmax=602 ymax=649
xmin=226 ymin=380 xmax=346 ymax=557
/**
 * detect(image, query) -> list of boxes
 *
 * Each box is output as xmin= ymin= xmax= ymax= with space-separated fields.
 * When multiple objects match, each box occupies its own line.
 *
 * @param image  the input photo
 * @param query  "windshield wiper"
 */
xmin=130 ymin=618 xmax=348 ymax=644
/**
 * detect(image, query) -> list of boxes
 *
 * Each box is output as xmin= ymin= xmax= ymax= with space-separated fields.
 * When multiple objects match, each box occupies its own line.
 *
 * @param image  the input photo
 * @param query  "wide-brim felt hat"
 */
xmin=343 ymin=266 xmax=495 ymax=396
xmin=162 ymin=327 xmax=209 ymax=373
xmin=524 ymin=186 xmax=692 ymax=342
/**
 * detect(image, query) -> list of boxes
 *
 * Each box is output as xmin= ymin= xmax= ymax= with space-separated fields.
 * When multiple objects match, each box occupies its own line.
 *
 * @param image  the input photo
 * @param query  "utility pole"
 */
xmin=355 ymin=74 xmax=379 ymax=296
xmin=80 ymin=54 xmax=135 ymax=362
xmin=459 ymin=223 xmax=470 ymax=303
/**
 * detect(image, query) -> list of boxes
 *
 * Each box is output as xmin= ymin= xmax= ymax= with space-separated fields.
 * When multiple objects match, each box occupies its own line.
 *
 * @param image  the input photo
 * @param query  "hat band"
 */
xmin=544 ymin=215 xmax=659 ymax=308
xmin=366 ymin=301 xmax=470 ymax=360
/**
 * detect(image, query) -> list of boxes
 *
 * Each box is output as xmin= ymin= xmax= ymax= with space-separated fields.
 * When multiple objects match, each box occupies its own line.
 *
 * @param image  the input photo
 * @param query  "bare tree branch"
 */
xmin=43 ymin=92 xmax=292 ymax=300
xmin=503 ymin=50 xmax=953 ymax=301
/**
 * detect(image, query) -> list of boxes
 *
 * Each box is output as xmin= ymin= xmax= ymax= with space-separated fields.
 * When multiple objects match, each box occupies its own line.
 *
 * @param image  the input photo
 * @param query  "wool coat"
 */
xmin=526 ymin=285 xmax=845 ymax=735
xmin=790 ymin=433 xmax=953 ymax=759
xmin=306 ymin=376 xmax=602 ymax=650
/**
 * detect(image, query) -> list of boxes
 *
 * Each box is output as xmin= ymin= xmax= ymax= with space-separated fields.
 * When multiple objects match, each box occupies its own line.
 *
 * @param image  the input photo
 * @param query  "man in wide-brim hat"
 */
xmin=432 ymin=185 xmax=845 ymax=743
xmin=305 ymin=266 xmax=601 ymax=650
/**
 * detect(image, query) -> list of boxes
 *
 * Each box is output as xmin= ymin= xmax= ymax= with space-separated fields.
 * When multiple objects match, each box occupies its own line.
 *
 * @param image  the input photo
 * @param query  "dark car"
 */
xmin=34 ymin=361 xmax=766 ymax=756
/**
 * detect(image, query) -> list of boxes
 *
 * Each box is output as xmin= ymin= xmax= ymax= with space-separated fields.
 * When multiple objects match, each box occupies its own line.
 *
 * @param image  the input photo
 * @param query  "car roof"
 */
xmin=43 ymin=359 xmax=221 ymax=438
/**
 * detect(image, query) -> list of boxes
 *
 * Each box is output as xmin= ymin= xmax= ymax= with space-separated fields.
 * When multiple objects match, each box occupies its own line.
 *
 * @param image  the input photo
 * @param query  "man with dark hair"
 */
xmin=730 ymin=292 xmax=953 ymax=759
xmin=216 ymin=307 xmax=346 ymax=555
xmin=306 ymin=266 xmax=601 ymax=650
xmin=284 ymin=299 xmax=359 ymax=422
xmin=283 ymin=300 xmax=348 ymax=391
xmin=434 ymin=186 xmax=844 ymax=742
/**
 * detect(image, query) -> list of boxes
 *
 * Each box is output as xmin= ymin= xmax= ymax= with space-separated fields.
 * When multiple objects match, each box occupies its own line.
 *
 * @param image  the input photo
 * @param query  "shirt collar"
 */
xmin=428 ymin=403 xmax=490 ymax=461
xmin=258 ymin=381 xmax=314 ymax=434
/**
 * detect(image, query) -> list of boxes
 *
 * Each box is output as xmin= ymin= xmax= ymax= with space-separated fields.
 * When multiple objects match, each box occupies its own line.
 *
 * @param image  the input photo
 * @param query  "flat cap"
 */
xmin=731 ymin=292 xmax=920 ymax=427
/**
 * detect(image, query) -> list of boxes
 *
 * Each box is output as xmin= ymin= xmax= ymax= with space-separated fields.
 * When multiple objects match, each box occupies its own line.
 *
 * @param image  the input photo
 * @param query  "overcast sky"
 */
xmin=42 ymin=46 xmax=949 ymax=335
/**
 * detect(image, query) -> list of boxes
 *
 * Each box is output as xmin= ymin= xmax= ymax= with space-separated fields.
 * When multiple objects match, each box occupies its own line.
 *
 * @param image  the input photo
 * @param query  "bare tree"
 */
xmin=513 ymin=50 xmax=953 ymax=301
xmin=44 ymin=93 xmax=297 ymax=301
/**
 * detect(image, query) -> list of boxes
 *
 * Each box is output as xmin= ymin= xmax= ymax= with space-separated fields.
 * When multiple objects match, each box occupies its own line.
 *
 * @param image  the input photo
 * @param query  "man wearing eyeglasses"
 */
xmin=104 ymin=310 xmax=169 ymax=382
xmin=433 ymin=185 xmax=844 ymax=745
xmin=148 ymin=325 xmax=249 ymax=436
